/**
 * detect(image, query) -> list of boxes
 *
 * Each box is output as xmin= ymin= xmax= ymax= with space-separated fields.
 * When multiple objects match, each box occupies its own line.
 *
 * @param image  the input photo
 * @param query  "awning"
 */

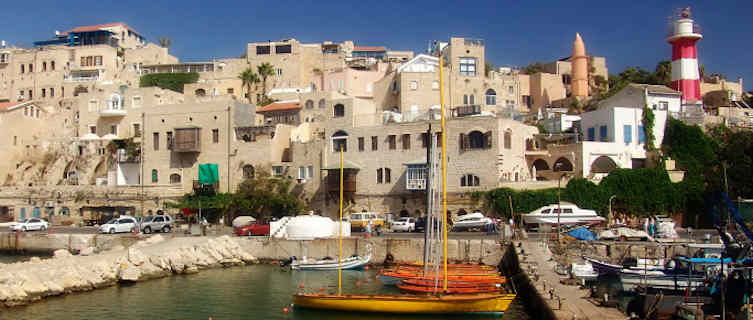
xmin=321 ymin=159 xmax=362 ymax=170
xmin=198 ymin=163 xmax=219 ymax=184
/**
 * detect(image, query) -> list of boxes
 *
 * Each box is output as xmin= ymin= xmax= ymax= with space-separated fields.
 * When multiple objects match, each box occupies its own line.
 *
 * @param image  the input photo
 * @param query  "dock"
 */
xmin=516 ymin=239 xmax=627 ymax=320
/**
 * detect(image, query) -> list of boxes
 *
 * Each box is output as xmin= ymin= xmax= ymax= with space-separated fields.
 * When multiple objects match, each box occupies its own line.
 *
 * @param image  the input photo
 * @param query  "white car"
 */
xmin=99 ymin=216 xmax=139 ymax=234
xmin=391 ymin=217 xmax=416 ymax=232
xmin=11 ymin=218 xmax=49 ymax=232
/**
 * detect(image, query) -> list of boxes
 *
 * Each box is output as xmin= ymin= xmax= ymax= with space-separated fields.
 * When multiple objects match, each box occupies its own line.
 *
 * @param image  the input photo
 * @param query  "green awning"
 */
xmin=198 ymin=163 xmax=219 ymax=184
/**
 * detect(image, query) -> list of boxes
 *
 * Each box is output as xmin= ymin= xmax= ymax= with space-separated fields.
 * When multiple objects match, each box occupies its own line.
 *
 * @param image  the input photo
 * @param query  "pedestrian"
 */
xmin=365 ymin=220 xmax=372 ymax=236
xmin=649 ymin=217 xmax=655 ymax=237
xmin=643 ymin=217 xmax=650 ymax=235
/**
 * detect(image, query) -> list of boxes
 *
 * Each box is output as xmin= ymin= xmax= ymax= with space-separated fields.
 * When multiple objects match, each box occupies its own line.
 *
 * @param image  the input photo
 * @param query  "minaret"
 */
xmin=667 ymin=7 xmax=702 ymax=103
xmin=571 ymin=33 xmax=588 ymax=98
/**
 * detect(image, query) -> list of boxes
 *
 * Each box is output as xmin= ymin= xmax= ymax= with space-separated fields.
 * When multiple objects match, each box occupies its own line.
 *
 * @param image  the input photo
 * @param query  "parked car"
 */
xmin=235 ymin=220 xmax=270 ymax=236
xmin=347 ymin=212 xmax=385 ymax=232
xmin=99 ymin=215 xmax=139 ymax=234
xmin=391 ymin=217 xmax=416 ymax=232
xmin=11 ymin=218 xmax=49 ymax=232
xmin=415 ymin=216 xmax=442 ymax=232
xmin=140 ymin=215 xmax=174 ymax=234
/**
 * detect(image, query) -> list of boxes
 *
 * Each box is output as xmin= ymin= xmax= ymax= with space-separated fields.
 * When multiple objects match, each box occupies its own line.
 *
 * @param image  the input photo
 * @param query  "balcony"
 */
xmin=173 ymin=127 xmax=201 ymax=153
xmin=64 ymin=70 xmax=101 ymax=83
xmin=326 ymin=174 xmax=357 ymax=193
xmin=100 ymin=107 xmax=127 ymax=117
xmin=117 ymin=149 xmax=140 ymax=163
xmin=451 ymin=105 xmax=481 ymax=117
xmin=405 ymin=165 xmax=427 ymax=191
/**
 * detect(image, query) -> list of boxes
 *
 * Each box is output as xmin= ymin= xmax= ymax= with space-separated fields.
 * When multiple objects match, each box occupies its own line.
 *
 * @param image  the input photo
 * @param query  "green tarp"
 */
xmin=198 ymin=163 xmax=219 ymax=184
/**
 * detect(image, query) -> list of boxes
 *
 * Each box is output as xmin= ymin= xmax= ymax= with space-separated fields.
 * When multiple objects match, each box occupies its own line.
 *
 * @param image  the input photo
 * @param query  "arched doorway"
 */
xmin=242 ymin=164 xmax=255 ymax=179
xmin=533 ymin=159 xmax=549 ymax=171
xmin=331 ymin=130 xmax=348 ymax=152
xmin=591 ymin=156 xmax=618 ymax=174
xmin=553 ymin=157 xmax=574 ymax=172
xmin=169 ymin=173 xmax=181 ymax=184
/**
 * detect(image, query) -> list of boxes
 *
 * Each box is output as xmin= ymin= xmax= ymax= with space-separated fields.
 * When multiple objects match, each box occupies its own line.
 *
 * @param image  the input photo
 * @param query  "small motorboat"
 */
xmin=522 ymin=203 xmax=605 ymax=229
xmin=571 ymin=262 xmax=598 ymax=282
xmin=291 ymin=253 xmax=371 ymax=271
xmin=451 ymin=211 xmax=493 ymax=231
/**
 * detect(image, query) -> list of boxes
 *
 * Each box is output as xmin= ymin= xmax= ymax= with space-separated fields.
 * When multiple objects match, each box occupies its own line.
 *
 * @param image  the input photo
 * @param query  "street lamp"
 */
xmin=557 ymin=172 xmax=567 ymax=241
xmin=608 ymin=195 xmax=616 ymax=226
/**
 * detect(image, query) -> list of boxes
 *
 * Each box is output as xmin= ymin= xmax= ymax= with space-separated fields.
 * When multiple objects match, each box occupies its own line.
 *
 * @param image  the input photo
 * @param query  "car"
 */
xmin=347 ymin=212 xmax=386 ymax=232
xmin=99 ymin=215 xmax=139 ymax=234
xmin=11 ymin=218 xmax=49 ymax=232
xmin=235 ymin=220 xmax=270 ymax=236
xmin=140 ymin=215 xmax=174 ymax=234
xmin=391 ymin=217 xmax=416 ymax=232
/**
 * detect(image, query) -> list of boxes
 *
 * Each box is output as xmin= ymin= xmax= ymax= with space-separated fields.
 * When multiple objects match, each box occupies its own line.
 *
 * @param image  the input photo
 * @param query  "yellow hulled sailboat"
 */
xmin=292 ymin=51 xmax=516 ymax=314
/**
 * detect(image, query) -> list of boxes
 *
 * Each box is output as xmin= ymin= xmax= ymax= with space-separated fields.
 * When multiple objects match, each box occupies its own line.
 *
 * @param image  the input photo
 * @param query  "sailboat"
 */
xmin=293 ymin=52 xmax=516 ymax=314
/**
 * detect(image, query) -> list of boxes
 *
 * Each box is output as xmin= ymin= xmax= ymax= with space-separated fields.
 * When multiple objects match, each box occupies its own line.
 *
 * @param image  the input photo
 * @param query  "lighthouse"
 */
xmin=666 ymin=7 xmax=702 ymax=104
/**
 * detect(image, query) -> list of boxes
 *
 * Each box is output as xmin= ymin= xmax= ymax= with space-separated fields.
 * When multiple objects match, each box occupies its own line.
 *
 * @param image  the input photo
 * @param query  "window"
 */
xmin=170 ymin=174 xmax=181 ymax=184
xmin=318 ymin=99 xmax=326 ymax=109
xmin=42 ymin=62 xmax=47 ymax=71
xmin=13 ymin=136 xmax=17 ymax=146
xmin=166 ymin=132 xmax=173 ymax=149
xmin=623 ymin=125 xmax=632 ymax=143
xmin=89 ymin=125 xmax=96 ymax=134
xmin=28 ymin=90 xmax=32 ymax=99
xmin=459 ymin=57 xmax=477 ymax=76
xmin=371 ymin=136 xmax=378 ymax=151
xmin=153 ymin=132 xmax=159 ymax=150
xmin=298 ymin=167 xmax=306 ymax=179
xmin=132 ymin=96 xmax=142 ymax=108
xmin=256 ymin=45 xmax=270 ymax=55
xmin=421 ymin=132 xmax=429 ymax=148
xmin=42 ymin=88 xmax=46 ymax=98
xmin=432 ymin=80 xmax=439 ymax=90
xmin=20 ymin=65 xmax=24 ymax=73
xmin=391 ymin=80 xmax=399 ymax=92
xmin=587 ymin=127 xmax=595 ymax=141
xmin=227 ymin=88 xmax=234 ymax=94
xmin=275 ymin=45 xmax=292 ymax=54
xmin=333 ymin=104 xmax=345 ymax=117
xmin=332 ymin=130 xmax=348 ymax=152
xmin=28 ymin=64 xmax=33 ymax=72
xmin=508 ymin=86 xmax=514 ymax=94
xmin=212 ymin=129 xmax=219 ymax=143
xmin=35 ymin=108 xmax=39 ymax=118
xmin=410 ymin=81 xmax=418 ymax=90
xmin=485 ymin=89 xmax=496 ymax=105
xmin=358 ymin=137 xmax=365 ymax=151
xmin=151 ymin=169 xmax=158 ymax=183
xmin=195 ymin=89 xmax=206 ymax=97
xmin=402 ymin=134 xmax=410 ymax=150
xmin=599 ymin=125 xmax=608 ymax=142
xmin=51 ymin=61 xmax=55 ymax=71
xmin=658 ymin=101 xmax=668 ymax=111
xmin=638 ymin=125 xmax=646 ymax=143
xmin=110 ymin=125 xmax=118 ymax=135
xmin=133 ymin=123 xmax=141 ymax=137
xmin=461 ymin=174 xmax=480 ymax=187
xmin=470 ymin=94 xmax=475 ymax=105
xmin=272 ymin=166 xmax=283 ymax=177
xmin=88 ymin=99 xmax=98 ymax=112
xmin=50 ymin=88 xmax=54 ymax=97
xmin=504 ymin=130 xmax=512 ymax=149
xmin=307 ymin=166 xmax=313 ymax=179
xmin=243 ymin=165 xmax=255 ymax=179
xmin=276 ymin=68 xmax=283 ymax=77
xmin=95 ymin=56 xmax=102 ymax=66
xmin=388 ymin=135 xmax=396 ymax=150
xmin=376 ymin=168 xmax=392 ymax=184
xmin=305 ymin=100 xmax=314 ymax=109
xmin=460 ymin=131 xmax=492 ymax=151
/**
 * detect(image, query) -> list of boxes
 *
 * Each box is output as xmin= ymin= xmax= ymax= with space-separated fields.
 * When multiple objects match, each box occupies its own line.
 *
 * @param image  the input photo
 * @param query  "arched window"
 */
xmin=332 ymin=130 xmax=348 ymax=152
xmin=532 ymin=159 xmax=549 ymax=171
xmin=553 ymin=157 xmax=574 ymax=172
xmin=468 ymin=131 xmax=485 ymax=149
xmin=195 ymin=88 xmax=206 ymax=97
xmin=318 ymin=99 xmax=326 ymax=109
xmin=42 ymin=62 xmax=47 ymax=71
xmin=243 ymin=164 xmax=255 ymax=179
xmin=485 ymin=89 xmax=496 ymax=105
xmin=110 ymin=93 xmax=122 ymax=110
xmin=59 ymin=207 xmax=70 ymax=216
xmin=460 ymin=174 xmax=480 ymax=187
xmin=169 ymin=173 xmax=181 ymax=184
xmin=151 ymin=169 xmax=158 ymax=183
xmin=591 ymin=156 xmax=618 ymax=174
xmin=333 ymin=104 xmax=345 ymax=117
xmin=305 ymin=100 xmax=314 ymax=109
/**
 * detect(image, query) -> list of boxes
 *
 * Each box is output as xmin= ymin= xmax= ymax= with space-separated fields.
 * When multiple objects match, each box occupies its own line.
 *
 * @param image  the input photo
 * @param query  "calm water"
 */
xmin=0 ymin=252 xmax=51 ymax=264
xmin=0 ymin=264 xmax=528 ymax=320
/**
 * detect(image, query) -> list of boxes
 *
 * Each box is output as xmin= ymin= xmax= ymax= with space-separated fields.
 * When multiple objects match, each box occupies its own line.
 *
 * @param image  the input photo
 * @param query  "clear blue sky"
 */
xmin=3 ymin=0 xmax=751 ymax=91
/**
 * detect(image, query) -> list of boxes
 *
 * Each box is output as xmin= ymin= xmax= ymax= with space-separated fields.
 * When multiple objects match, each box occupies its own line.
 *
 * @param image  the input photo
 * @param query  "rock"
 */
xmin=29 ymin=257 xmax=41 ymax=263
xmin=118 ymin=265 xmax=142 ymax=282
xmin=127 ymin=248 xmax=147 ymax=266
xmin=79 ymin=247 xmax=95 ymax=256
xmin=53 ymin=249 xmax=72 ymax=258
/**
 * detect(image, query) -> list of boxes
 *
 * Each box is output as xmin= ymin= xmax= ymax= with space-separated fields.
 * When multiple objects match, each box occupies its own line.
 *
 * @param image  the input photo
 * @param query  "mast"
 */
xmin=338 ymin=147 xmax=343 ymax=295
xmin=423 ymin=124 xmax=431 ymax=275
xmin=439 ymin=51 xmax=448 ymax=292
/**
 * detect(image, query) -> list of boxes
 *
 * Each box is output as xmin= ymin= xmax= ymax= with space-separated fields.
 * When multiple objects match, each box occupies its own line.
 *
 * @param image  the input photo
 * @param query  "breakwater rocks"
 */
xmin=0 ymin=235 xmax=257 ymax=307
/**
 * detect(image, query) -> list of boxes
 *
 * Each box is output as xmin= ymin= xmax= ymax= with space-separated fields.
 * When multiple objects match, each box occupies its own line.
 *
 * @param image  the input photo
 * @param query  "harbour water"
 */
xmin=0 ymin=263 xmax=528 ymax=320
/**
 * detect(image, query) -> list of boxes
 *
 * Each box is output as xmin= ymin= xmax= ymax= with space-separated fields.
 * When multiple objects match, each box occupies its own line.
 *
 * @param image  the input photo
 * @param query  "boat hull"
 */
xmin=293 ymin=293 xmax=515 ymax=314
xmin=292 ymin=255 xmax=371 ymax=271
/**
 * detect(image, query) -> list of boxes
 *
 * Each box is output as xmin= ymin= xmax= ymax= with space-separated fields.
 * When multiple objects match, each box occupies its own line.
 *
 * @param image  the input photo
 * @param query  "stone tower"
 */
xmin=571 ymin=33 xmax=589 ymax=98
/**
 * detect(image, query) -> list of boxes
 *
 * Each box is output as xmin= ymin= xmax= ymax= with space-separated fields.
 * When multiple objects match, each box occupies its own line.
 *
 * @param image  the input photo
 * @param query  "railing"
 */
xmin=451 ymin=105 xmax=481 ymax=117
xmin=117 ymin=149 xmax=140 ymax=163
xmin=464 ymin=38 xmax=484 ymax=46
xmin=193 ymin=180 xmax=218 ymax=193
xmin=64 ymin=74 xmax=100 ymax=82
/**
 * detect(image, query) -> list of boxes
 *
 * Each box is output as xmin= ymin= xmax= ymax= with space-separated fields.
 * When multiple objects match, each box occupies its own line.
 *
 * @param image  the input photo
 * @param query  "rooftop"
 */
xmin=256 ymin=101 xmax=300 ymax=113
xmin=0 ymin=101 xmax=32 ymax=112
xmin=354 ymin=46 xmax=387 ymax=52
xmin=65 ymin=22 xmax=142 ymax=37
xmin=627 ymin=83 xmax=682 ymax=95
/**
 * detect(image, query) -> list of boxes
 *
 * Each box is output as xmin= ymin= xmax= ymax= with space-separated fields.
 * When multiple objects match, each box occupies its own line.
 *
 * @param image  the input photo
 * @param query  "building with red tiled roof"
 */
xmin=256 ymin=101 xmax=301 ymax=126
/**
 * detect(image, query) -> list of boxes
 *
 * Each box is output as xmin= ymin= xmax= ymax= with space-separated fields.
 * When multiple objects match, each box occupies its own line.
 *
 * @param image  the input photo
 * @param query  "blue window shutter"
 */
xmin=600 ymin=126 xmax=608 ymax=142
xmin=624 ymin=125 xmax=632 ymax=143
xmin=638 ymin=125 xmax=646 ymax=143
xmin=587 ymin=127 xmax=595 ymax=141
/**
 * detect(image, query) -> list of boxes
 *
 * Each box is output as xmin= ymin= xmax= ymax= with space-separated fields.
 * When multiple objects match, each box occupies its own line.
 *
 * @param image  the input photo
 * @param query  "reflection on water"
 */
xmin=0 ymin=264 xmax=528 ymax=320
xmin=0 ymin=252 xmax=51 ymax=264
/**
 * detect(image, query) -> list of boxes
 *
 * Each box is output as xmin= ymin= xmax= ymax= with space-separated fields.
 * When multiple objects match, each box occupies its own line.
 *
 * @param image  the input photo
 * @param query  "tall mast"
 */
xmin=439 ymin=51 xmax=448 ymax=292
xmin=338 ymin=147 xmax=343 ymax=295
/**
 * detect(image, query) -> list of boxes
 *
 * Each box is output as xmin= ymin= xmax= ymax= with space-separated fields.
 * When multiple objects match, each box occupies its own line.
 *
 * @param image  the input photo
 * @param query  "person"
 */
xmin=365 ymin=219 xmax=372 ymax=236
xmin=649 ymin=217 xmax=655 ymax=237
xmin=200 ymin=217 xmax=208 ymax=236
xmin=643 ymin=217 xmax=650 ymax=235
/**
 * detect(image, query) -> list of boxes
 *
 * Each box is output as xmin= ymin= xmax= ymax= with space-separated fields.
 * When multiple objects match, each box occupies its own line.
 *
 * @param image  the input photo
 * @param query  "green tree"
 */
xmin=235 ymin=170 xmax=303 ymax=219
xmin=521 ymin=62 xmax=545 ymax=75
xmin=139 ymin=72 xmax=199 ymax=93
xmin=652 ymin=60 xmax=672 ymax=86
xmin=485 ymin=62 xmax=494 ymax=77
xmin=238 ymin=67 xmax=260 ymax=104
xmin=158 ymin=36 xmax=172 ymax=48
xmin=256 ymin=62 xmax=275 ymax=97
xmin=642 ymin=105 xmax=656 ymax=151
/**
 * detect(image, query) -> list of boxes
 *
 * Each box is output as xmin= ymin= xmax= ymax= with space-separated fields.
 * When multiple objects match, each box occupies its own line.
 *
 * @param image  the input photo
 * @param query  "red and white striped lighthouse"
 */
xmin=667 ymin=7 xmax=702 ymax=102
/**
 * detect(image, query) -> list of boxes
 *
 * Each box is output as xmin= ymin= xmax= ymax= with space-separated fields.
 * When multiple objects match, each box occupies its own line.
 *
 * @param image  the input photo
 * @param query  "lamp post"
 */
xmin=608 ymin=195 xmax=616 ymax=226
xmin=557 ymin=172 xmax=567 ymax=242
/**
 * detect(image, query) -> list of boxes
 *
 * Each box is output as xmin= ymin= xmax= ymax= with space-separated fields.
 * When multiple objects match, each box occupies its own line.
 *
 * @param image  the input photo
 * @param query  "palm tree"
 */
xmin=238 ymin=67 xmax=260 ymax=104
xmin=256 ymin=63 xmax=275 ymax=96
xmin=158 ymin=36 xmax=172 ymax=48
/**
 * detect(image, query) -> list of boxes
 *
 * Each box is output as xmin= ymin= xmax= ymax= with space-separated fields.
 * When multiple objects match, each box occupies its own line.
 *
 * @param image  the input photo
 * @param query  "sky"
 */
xmin=3 ymin=0 xmax=752 ymax=91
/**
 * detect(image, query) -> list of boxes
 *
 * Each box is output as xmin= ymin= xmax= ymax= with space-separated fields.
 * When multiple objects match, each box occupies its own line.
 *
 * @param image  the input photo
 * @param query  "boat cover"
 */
xmin=566 ymin=227 xmax=597 ymax=241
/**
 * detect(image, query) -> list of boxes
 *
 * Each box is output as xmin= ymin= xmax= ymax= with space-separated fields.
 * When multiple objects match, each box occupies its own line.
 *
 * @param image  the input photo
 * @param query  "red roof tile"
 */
xmin=256 ymin=102 xmax=300 ymax=113
xmin=0 ymin=101 xmax=23 ymax=112
xmin=66 ymin=22 xmax=141 ymax=36
xmin=354 ymin=46 xmax=387 ymax=52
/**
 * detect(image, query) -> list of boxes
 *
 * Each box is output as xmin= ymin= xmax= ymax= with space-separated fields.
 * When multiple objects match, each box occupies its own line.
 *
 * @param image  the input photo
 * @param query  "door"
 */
xmin=20 ymin=208 xmax=26 ymax=220
xmin=117 ymin=219 xmax=130 ymax=232
xmin=153 ymin=216 xmax=165 ymax=230
xmin=32 ymin=207 xmax=41 ymax=218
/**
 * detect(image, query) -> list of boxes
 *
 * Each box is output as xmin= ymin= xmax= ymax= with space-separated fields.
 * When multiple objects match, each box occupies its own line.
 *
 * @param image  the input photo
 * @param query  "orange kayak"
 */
xmin=398 ymin=284 xmax=504 ymax=294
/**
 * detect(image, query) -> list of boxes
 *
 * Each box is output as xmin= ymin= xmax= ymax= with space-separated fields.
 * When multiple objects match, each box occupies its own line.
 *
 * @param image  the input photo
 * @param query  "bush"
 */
xmin=139 ymin=72 xmax=199 ymax=93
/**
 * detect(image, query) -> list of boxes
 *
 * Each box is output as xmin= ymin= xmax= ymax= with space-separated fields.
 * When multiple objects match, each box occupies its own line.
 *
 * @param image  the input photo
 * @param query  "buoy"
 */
xmin=364 ymin=265 xmax=370 ymax=270
xmin=355 ymin=281 xmax=361 ymax=287
xmin=48 ymin=228 xmax=54 ymax=234
xmin=299 ymin=282 xmax=304 ymax=288
xmin=132 ymin=228 xmax=139 ymax=236
xmin=282 ymin=308 xmax=289 ymax=313
xmin=317 ymin=287 xmax=324 ymax=291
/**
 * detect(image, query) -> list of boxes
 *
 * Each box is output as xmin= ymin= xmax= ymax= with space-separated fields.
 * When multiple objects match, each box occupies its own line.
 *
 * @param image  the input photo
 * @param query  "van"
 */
xmin=347 ymin=212 xmax=385 ymax=232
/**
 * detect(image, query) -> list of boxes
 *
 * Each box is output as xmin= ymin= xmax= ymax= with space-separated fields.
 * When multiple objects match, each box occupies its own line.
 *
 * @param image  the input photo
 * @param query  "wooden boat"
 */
xmin=291 ymin=253 xmax=371 ymax=271
xmin=402 ymin=278 xmax=506 ymax=287
xmin=293 ymin=293 xmax=515 ymax=314
xmin=380 ymin=270 xmax=504 ymax=286
xmin=397 ymin=284 xmax=503 ymax=294
xmin=391 ymin=261 xmax=496 ymax=270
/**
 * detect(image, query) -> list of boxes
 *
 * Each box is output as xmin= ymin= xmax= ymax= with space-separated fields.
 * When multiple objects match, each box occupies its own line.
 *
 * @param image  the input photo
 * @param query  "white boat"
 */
xmin=291 ymin=246 xmax=372 ymax=270
xmin=522 ymin=203 xmax=605 ymax=228
xmin=451 ymin=211 xmax=493 ymax=230
xmin=270 ymin=214 xmax=350 ymax=240
xmin=571 ymin=262 xmax=598 ymax=281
